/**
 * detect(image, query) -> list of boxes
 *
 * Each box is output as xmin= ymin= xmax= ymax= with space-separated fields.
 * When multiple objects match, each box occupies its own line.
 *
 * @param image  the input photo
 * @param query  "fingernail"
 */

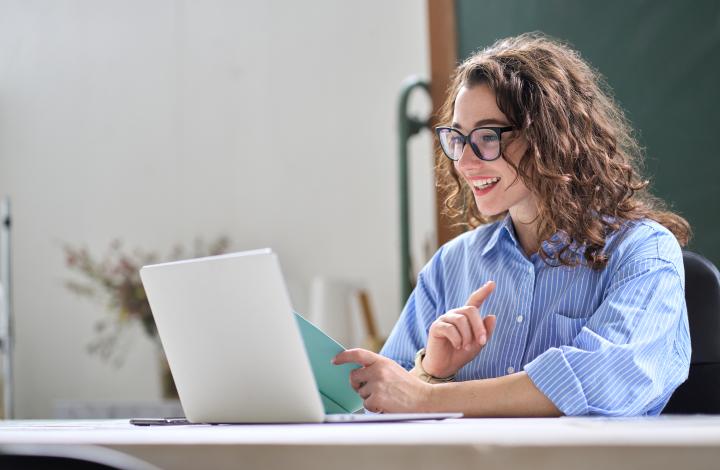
xmin=330 ymin=359 xmax=336 ymax=364
xmin=479 ymin=335 xmax=486 ymax=344
xmin=464 ymin=344 xmax=471 ymax=351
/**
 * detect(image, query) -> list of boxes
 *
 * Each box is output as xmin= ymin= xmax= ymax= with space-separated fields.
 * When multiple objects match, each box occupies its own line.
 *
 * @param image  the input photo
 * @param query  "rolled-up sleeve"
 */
xmin=524 ymin=233 xmax=691 ymax=416
xmin=380 ymin=249 xmax=446 ymax=371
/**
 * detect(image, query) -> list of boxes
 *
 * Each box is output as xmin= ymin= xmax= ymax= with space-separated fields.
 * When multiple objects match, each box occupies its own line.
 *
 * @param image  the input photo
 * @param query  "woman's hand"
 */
xmin=333 ymin=349 xmax=432 ymax=414
xmin=422 ymin=281 xmax=497 ymax=379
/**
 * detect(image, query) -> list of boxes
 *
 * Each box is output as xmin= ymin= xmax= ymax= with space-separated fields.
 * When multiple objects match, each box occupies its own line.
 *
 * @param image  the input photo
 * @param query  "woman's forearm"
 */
xmin=424 ymin=371 xmax=563 ymax=417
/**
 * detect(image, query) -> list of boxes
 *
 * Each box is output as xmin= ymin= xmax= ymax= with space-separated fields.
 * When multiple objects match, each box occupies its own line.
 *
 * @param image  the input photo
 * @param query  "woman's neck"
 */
xmin=509 ymin=206 xmax=540 ymax=257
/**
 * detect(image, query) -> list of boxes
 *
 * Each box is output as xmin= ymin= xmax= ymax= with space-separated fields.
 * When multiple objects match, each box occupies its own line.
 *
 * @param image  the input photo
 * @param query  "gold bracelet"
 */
xmin=410 ymin=348 xmax=456 ymax=383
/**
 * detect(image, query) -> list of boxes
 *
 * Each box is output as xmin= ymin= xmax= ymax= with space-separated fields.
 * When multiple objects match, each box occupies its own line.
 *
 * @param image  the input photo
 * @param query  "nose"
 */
xmin=455 ymin=140 xmax=480 ymax=172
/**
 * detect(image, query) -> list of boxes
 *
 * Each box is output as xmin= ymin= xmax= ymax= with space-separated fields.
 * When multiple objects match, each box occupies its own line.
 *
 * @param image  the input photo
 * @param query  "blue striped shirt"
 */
xmin=381 ymin=215 xmax=691 ymax=416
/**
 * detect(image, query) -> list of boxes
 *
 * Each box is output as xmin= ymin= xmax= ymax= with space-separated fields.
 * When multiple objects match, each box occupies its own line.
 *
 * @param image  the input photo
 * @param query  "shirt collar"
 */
xmin=480 ymin=213 xmax=586 ymax=261
xmin=480 ymin=213 xmax=519 ymax=256
xmin=539 ymin=230 xmax=587 ymax=264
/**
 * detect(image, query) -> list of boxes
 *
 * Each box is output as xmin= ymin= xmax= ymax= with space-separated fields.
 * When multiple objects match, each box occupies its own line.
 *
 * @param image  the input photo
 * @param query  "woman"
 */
xmin=333 ymin=33 xmax=691 ymax=417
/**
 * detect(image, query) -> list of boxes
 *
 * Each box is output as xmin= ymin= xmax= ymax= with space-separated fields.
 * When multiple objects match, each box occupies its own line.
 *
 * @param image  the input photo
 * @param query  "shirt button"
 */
xmin=516 ymin=315 xmax=524 ymax=323
xmin=507 ymin=366 xmax=515 ymax=374
xmin=528 ymin=266 xmax=533 ymax=274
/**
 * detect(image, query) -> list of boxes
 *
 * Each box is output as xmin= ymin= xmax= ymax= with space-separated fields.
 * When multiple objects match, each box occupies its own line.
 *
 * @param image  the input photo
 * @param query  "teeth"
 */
xmin=472 ymin=177 xmax=500 ymax=189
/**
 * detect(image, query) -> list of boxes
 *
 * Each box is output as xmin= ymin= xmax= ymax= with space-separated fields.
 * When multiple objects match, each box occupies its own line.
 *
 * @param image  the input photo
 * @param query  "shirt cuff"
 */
xmin=524 ymin=347 xmax=589 ymax=416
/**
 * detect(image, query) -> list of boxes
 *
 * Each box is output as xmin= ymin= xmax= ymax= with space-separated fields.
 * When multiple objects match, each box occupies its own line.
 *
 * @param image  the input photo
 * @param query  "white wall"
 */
xmin=0 ymin=0 xmax=434 ymax=418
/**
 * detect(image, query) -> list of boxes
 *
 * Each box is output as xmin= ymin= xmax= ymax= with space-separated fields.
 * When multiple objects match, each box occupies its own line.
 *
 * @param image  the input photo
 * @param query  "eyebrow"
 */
xmin=451 ymin=118 xmax=510 ymax=130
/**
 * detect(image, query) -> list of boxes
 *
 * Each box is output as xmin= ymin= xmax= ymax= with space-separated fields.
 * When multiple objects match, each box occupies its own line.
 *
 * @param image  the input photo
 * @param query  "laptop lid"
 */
xmin=140 ymin=249 xmax=326 ymax=423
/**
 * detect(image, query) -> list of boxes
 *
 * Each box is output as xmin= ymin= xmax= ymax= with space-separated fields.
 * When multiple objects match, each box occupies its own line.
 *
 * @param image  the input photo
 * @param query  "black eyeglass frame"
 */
xmin=435 ymin=126 xmax=515 ymax=162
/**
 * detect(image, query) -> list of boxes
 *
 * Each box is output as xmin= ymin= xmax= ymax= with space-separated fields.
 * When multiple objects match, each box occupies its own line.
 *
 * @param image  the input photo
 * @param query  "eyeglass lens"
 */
xmin=438 ymin=128 xmax=501 ymax=161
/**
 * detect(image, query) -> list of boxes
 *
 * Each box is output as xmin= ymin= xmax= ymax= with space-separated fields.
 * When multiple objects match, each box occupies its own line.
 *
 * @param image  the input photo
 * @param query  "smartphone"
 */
xmin=129 ymin=418 xmax=191 ymax=426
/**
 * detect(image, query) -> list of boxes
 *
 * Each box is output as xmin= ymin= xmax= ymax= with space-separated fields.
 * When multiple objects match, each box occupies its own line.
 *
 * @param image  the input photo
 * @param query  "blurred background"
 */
xmin=0 ymin=0 xmax=433 ymax=419
xmin=0 ymin=0 xmax=718 ymax=419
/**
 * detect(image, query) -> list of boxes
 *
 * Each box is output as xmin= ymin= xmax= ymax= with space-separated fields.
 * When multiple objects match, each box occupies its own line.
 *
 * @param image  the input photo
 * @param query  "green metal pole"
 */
xmin=397 ymin=76 xmax=430 ymax=308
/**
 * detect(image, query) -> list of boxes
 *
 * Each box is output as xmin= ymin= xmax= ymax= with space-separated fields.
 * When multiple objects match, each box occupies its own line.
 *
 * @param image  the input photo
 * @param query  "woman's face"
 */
xmin=452 ymin=84 xmax=537 ymax=222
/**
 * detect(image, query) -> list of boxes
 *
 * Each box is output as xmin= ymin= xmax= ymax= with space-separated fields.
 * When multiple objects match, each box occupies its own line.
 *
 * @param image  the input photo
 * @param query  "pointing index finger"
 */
xmin=466 ymin=280 xmax=496 ymax=308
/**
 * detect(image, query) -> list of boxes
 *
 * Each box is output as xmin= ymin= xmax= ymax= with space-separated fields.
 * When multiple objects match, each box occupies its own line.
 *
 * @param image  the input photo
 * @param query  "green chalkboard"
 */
xmin=456 ymin=0 xmax=720 ymax=266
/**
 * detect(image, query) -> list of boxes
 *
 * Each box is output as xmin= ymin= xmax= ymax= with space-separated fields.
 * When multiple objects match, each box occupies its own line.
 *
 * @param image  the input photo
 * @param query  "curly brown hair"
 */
xmin=436 ymin=32 xmax=690 ymax=269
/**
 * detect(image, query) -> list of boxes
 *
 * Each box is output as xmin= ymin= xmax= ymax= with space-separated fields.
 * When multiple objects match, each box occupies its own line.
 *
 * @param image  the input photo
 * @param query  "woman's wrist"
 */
xmin=421 ymin=356 xmax=457 ymax=380
xmin=412 ymin=348 xmax=457 ymax=382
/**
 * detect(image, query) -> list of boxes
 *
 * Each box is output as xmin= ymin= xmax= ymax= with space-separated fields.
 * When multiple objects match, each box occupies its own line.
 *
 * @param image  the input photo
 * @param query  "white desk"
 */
xmin=1 ymin=417 xmax=720 ymax=470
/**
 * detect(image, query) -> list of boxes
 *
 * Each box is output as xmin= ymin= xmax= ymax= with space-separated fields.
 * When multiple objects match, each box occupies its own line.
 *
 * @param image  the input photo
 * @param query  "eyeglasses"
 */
xmin=435 ymin=126 xmax=514 ymax=161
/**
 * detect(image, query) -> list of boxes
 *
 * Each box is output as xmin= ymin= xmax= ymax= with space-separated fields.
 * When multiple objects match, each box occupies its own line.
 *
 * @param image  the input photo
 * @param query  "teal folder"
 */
xmin=294 ymin=312 xmax=364 ymax=414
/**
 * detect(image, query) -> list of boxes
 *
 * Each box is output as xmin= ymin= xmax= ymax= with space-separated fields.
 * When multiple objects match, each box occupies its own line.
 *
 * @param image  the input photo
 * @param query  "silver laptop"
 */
xmin=138 ymin=249 xmax=461 ymax=424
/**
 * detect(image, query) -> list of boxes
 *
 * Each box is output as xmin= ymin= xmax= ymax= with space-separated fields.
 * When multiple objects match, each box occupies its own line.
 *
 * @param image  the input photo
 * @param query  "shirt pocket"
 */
xmin=552 ymin=292 xmax=599 ymax=320
xmin=543 ymin=268 xmax=604 ymax=320
xmin=544 ymin=312 xmax=589 ymax=348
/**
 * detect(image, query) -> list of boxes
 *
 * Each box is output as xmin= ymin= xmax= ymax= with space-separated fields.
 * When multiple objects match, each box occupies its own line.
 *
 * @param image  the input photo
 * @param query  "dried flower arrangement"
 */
xmin=63 ymin=237 xmax=230 ymax=367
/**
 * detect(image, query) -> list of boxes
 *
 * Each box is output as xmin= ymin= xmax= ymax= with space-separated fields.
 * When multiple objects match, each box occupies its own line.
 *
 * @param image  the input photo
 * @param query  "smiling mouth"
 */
xmin=471 ymin=177 xmax=501 ymax=190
